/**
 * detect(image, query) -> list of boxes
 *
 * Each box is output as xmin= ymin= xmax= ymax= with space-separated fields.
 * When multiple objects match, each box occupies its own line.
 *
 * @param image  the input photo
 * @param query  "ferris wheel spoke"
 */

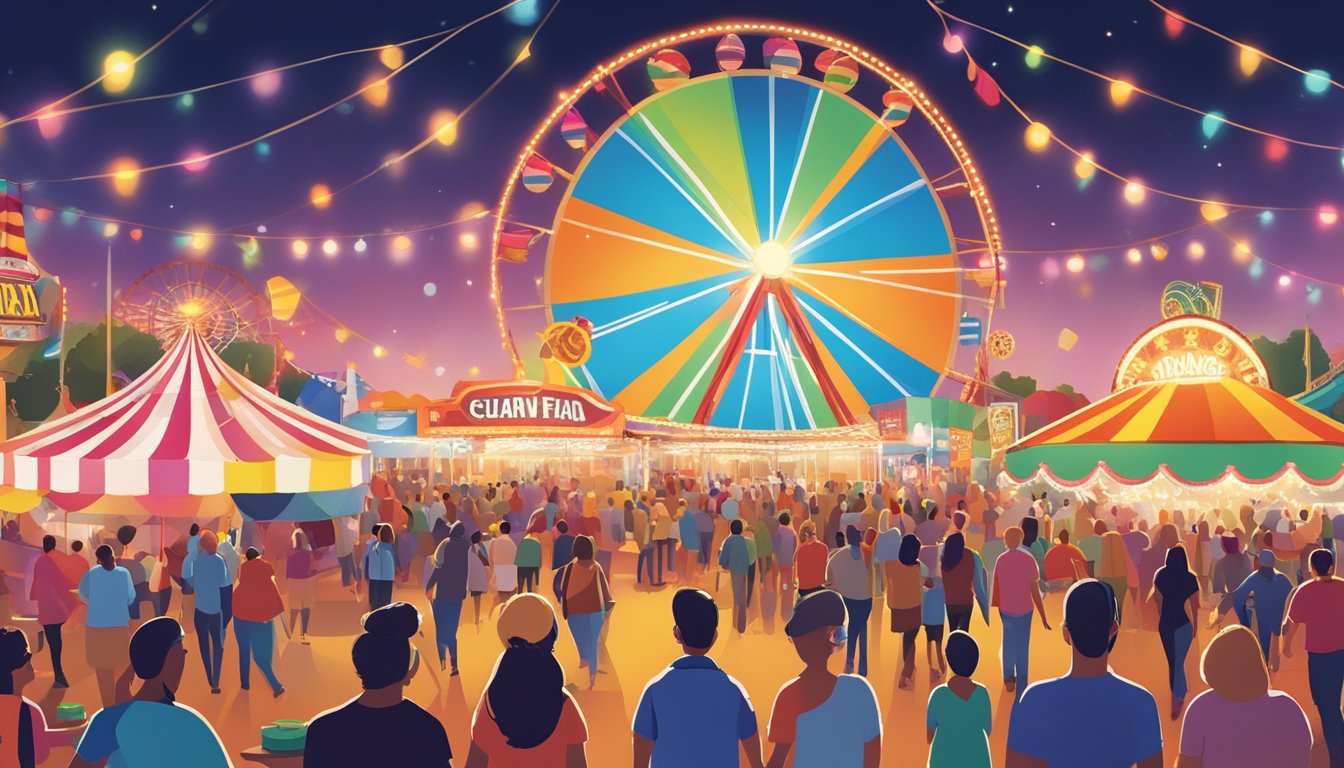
xmin=789 ymin=178 xmax=927 ymax=258
xmin=778 ymin=123 xmax=890 ymax=246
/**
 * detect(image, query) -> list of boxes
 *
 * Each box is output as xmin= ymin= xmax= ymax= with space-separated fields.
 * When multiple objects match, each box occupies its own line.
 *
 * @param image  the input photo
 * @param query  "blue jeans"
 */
xmin=220 ymin=585 xmax=233 ymax=632
xmin=369 ymin=579 xmax=394 ymax=611
xmin=235 ymin=618 xmax=282 ymax=694
xmin=432 ymin=600 xmax=463 ymax=665
xmin=659 ymin=539 xmax=675 ymax=573
xmin=1309 ymin=649 xmax=1344 ymax=768
xmin=194 ymin=609 xmax=224 ymax=689
xmin=1160 ymin=623 xmax=1193 ymax=700
xmin=698 ymin=533 xmax=713 ymax=565
xmin=843 ymin=597 xmax=872 ymax=676
xmin=567 ymin=610 xmax=605 ymax=671
xmin=636 ymin=548 xmax=656 ymax=584
xmin=1000 ymin=610 xmax=1032 ymax=698
xmin=338 ymin=553 xmax=359 ymax=586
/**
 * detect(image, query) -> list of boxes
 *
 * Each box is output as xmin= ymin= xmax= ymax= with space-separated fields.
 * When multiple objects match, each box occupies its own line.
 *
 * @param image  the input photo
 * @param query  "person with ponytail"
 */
xmin=467 ymin=593 xmax=588 ymax=767
xmin=305 ymin=602 xmax=452 ymax=766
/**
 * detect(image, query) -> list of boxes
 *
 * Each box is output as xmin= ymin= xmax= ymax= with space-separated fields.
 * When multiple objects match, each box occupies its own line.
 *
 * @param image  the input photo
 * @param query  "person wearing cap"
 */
xmin=1232 ymin=548 xmax=1294 ymax=667
xmin=1006 ymin=579 xmax=1162 ymax=768
xmin=766 ymin=590 xmax=880 ymax=768
xmin=468 ymin=593 xmax=589 ymax=767
xmin=305 ymin=602 xmax=452 ymax=767
xmin=71 ymin=617 xmax=232 ymax=768
xmin=1281 ymin=548 xmax=1344 ymax=767
xmin=632 ymin=588 xmax=762 ymax=768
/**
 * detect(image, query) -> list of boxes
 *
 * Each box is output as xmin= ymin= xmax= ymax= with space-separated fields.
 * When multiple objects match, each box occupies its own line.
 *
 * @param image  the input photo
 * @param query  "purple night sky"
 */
xmin=2 ymin=0 xmax=1341 ymax=401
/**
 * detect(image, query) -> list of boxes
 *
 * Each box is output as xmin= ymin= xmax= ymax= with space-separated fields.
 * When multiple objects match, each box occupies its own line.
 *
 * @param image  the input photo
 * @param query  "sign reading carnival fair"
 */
xmin=1112 ymin=315 xmax=1270 ymax=392
xmin=420 ymin=380 xmax=625 ymax=435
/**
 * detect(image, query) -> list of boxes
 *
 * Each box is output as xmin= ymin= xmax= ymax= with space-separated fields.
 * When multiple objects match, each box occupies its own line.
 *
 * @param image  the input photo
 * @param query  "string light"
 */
xmin=1024 ymin=122 xmax=1051 ymax=151
xmin=378 ymin=45 xmax=405 ymax=70
xmin=109 ymin=158 xmax=140 ymax=197
xmin=1200 ymin=203 xmax=1229 ymax=222
xmin=1108 ymin=80 xmax=1134 ymax=107
xmin=354 ymin=238 xmax=368 ymax=253
xmin=1024 ymin=44 xmax=1044 ymax=69
xmin=1065 ymin=255 xmax=1086 ymax=273
xmin=189 ymin=232 xmax=210 ymax=252
xmin=321 ymin=239 xmax=339 ymax=257
xmin=1123 ymin=182 xmax=1146 ymax=205
xmin=1125 ymin=248 xmax=1142 ymax=264
xmin=430 ymin=109 xmax=459 ymax=146
xmin=310 ymin=184 xmax=333 ymax=209
xmin=1073 ymin=153 xmax=1096 ymax=181
xmin=1238 ymin=46 xmax=1262 ymax=77
xmin=292 ymin=240 xmax=309 ymax=258
xmin=102 ymin=51 xmax=136 ymax=94
xmin=1187 ymin=241 xmax=1205 ymax=260
xmin=1278 ymin=275 xmax=1292 ymax=287
xmin=1320 ymin=206 xmax=1339 ymax=226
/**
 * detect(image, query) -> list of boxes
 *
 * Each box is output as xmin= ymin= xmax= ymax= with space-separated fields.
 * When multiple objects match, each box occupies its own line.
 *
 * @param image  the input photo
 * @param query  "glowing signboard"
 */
xmin=1113 ymin=315 xmax=1269 ymax=392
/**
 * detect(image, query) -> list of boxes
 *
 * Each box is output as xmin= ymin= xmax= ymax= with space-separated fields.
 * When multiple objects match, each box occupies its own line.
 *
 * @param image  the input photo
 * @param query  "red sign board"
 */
xmin=420 ymin=381 xmax=624 ymax=435
xmin=871 ymin=403 xmax=907 ymax=441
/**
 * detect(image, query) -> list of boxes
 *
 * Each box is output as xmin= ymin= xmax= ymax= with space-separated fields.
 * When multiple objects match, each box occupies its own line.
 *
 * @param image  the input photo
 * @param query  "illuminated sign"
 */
xmin=421 ymin=381 xmax=624 ymax=435
xmin=949 ymin=428 xmax=973 ymax=468
xmin=988 ymin=403 xmax=1019 ymax=451
xmin=1113 ymin=315 xmax=1269 ymax=391
xmin=0 ymin=280 xmax=42 ymax=322
xmin=871 ymin=403 xmax=907 ymax=441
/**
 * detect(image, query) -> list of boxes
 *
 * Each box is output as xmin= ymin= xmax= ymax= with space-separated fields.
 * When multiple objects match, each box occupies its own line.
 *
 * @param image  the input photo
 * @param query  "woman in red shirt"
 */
xmin=232 ymin=548 xmax=285 ymax=696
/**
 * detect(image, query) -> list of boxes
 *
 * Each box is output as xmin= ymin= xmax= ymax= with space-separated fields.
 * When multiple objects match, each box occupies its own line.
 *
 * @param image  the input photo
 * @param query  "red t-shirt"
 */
xmin=796 ymin=540 xmax=829 ymax=590
xmin=471 ymin=689 xmax=587 ymax=767
xmin=1288 ymin=578 xmax=1344 ymax=654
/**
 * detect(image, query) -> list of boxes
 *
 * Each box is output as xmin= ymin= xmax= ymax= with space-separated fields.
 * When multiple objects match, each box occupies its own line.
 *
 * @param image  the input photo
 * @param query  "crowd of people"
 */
xmin=1 ymin=468 xmax=1343 ymax=766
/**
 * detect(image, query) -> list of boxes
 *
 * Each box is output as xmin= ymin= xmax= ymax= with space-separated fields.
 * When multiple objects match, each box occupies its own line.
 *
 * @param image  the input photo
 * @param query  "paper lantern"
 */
xmin=1057 ymin=328 xmax=1078 ymax=351
xmin=1109 ymin=80 xmax=1134 ymax=107
xmin=881 ymin=90 xmax=914 ymax=127
xmin=763 ymin=38 xmax=802 ymax=75
xmin=715 ymin=34 xmax=746 ymax=71
xmin=647 ymin=49 xmax=690 ymax=91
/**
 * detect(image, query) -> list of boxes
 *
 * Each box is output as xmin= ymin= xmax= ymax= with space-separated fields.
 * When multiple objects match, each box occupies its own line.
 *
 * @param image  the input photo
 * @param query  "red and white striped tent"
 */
xmin=0 ymin=326 xmax=370 ymax=519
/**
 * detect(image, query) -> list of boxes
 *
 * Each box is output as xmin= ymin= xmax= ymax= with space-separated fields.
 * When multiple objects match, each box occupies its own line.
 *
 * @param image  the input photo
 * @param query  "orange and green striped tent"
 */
xmin=1004 ymin=378 xmax=1344 ymax=486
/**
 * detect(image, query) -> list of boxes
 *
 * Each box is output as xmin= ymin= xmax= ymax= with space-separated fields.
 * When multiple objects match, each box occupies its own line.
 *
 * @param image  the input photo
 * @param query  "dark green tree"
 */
xmin=277 ymin=361 xmax=309 ymax=403
xmin=991 ymin=371 xmax=1038 ymax=399
xmin=218 ymin=340 xmax=277 ymax=388
xmin=7 ymin=347 xmax=60 ymax=421
xmin=64 ymin=323 xmax=165 ymax=404
xmin=1251 ymin=329 xmax=1330 ymax=397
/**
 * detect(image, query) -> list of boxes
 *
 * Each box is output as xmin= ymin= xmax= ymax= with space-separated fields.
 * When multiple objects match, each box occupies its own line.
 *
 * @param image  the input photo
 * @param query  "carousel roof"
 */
xmin=1004 ymin=377 xmax=1344 ymax=488
xmin=0 ymin=326 xmax=370 ymax=497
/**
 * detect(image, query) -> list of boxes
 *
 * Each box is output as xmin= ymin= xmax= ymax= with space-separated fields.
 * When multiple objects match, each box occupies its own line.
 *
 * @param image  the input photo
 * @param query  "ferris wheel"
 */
xmin=492 ymin=23 xmax=1003 ymax=431
xmin=115 ymin=261 xmax=275 ymax=351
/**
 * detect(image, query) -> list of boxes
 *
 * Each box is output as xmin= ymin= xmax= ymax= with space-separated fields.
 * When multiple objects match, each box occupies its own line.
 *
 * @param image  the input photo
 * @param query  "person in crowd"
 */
xmin=1140 ymin=523 xmax=1180 ymax=608
xmin=335 ymin=515 xmax=360 ymax=598
xmin=774 ymin=512 xmax=798 ymax=622
xmin=427 ymin=521 xmax=470 ymax=675
xmin=490 ymin=521 xmax=519 ymax=602
xmin=113 ymin=526 xmax=150 ymax=621
xmin=468 ymin=593 xmax=589 ymax=767
xmin=559 ymin=535 xmax=612 ymax=689
xmin=694 ymin=495 xmax=715 ymax=574
xmin=766 ymin=589 xmax=880 ymax=767
xmin=287 ymin=528 xmax=318 ymax=644
xmin=1150 ymin=545 xmax=1200 ymax=719
xmin=30 ymin=534 xmax=75 ymax=688
xmin=232 ymin=546 xmax=285 ymax=697
xmin=304 ymin=602 xmax=452 ymax=767
xmin=632 ymin=588 xmax=763 ymax=768
xmin=189 ymin=531 xmax=228 ymax=695
xmin=1020 ymin=516 xmax=1047 ymax=578
xmin=1282 ymin=547 xmax=1344 ymax=767
xmin=467 ymin=530 xmax=490 ymax=626
xmin=885 ymin=533 xmax=925 ymax=689
xmin=942 ymin=531 xmax=988 ymax=634
xmin=1208 ymin=534 xmax=1254 ymax=628
xmin=396 ymin=514 xmax=418 ymax=585
xmin=753 ymin=510 xmax=776 ymax=624
xmin=992 ymin=526 xmax=1049 ymax=700
xmin=720 ymin=519 xmax=753 ymax=634
xmin=1077 ymin=520 xmax=1107 ymax=578
xmin=600 ymin=496 xmax=625 ymax=578
xmin=1096 ymin=529 xmax=1135 ymax=626
xmin=217 ymin=531 xmax=239 ymax=635
xmin=671 ymin=499 xmax=696 ymax=586
xmin=516 ymin=512 xmax=545 ymax=594
xmin=1006 ymin=580 xmax=1163 ymax=767
xmin=650 ymin=502 xmax=673 ymax=586
xmin=1178 ymin=624 xmax=1312 ymax=767
xmin=1043 ymin=529 xmax=1089 ymax=589
xmin=1233 ymin=549 xmax=1295 ymax=666
xmin=552 ymin=519 xmax=577 ymax=573
xmin=365 ymin=523 xmax=399 ymax=612
xmin=921 ymin=542 xmax=947 ymax=684
xmin=795 ymin=523 xmax=827 ymax=602
xmin=630 ymin=501 xmax=656 ymax=586
xmin=826 ymin=526 xmax=873 ymax=677
xmin=80 ymin=544 xmax=136 ymax=708
xmin=71 ymin=617 xmax=232 ymax=767
xmin=1 ymin=626 xmax=86 ymax=767
xmin=926 ymin=630 xmax=991 ymax=768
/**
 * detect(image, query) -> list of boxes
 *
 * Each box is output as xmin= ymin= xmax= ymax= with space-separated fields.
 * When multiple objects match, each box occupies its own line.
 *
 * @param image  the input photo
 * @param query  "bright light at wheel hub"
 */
xmin=752 ymin=240 xmax=791 ymax=278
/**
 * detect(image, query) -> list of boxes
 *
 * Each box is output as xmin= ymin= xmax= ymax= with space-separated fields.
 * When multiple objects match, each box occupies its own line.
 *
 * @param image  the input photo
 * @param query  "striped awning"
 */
xmin=0 ymin=326 xmax=370 ymax=496
xmin=1004 ymin=378 xmax=1344 ymax=487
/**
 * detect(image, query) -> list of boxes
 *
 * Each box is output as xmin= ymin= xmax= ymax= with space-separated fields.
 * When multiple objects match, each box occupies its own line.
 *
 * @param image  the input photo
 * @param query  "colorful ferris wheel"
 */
xmin=492 ymin=23 xmax=1003 ymax=431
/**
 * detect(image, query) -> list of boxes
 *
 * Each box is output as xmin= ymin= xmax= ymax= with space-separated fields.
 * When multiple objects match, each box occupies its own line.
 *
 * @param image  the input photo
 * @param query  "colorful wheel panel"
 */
xmin=546 ymin=73 xmax=959 ymax=431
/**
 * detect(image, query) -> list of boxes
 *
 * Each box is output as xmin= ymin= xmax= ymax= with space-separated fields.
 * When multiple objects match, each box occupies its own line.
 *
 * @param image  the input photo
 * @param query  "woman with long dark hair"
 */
xmin=1 ymin=627 xmax=85 ymax=768
xmin=886 ymin=533 xmax=925 ymax=689
xmin=467 ymin=594 xmax=589 ymax=767
xmin=1150 ymin=544 xmax=1200 ymax=719
xmin=942 ymin=533 xmax=976 ymax=633
xmin=428 ymin=521 xmax=470 ymax=675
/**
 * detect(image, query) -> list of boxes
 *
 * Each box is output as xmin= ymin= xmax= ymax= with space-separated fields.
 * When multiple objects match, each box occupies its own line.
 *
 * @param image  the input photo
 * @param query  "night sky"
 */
xmin=2 ymin=0 xmax=1342 ymax=401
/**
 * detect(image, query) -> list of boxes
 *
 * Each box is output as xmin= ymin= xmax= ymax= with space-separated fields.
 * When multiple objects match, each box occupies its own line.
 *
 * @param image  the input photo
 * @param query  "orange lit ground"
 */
xmin=21 ymin=550 xmax=1334 ymax=766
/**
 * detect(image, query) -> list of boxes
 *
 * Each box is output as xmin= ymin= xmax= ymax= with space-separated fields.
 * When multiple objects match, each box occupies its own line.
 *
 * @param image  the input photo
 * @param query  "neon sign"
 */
xmin=1113 ymin=316 xmax=1269 ymax=391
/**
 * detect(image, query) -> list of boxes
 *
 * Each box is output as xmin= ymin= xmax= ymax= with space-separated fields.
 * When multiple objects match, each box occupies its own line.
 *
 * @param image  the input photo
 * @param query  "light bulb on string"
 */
xmin=430 ymin=110 xmax=458 ymax=146
xmin=1024 ymin=122 xmax=1051 ymax=152
xmin=1278 ymin=274 xmax=1292 ymax=287
xmin=310 ymin=184 xmax=332 ymax=209
xmin=1123 ymin=181 xmax=1145 ymax=205
xmin=1187 ymin=241 xmax=1205 ymax=260
xmin=109 ymin=158 xmax=139 ymax=197
xmin=1024 ymin=45 xmax=1044 ymax=69
xmin=1126 ymin=247 xmax=1142 ymax=265
xmin=1305 ymin=69 xmax=1331 ymax=96
xmin=354 ymin=238 xmax=368 ymax=254
xmin=378 ymin=45 xmax=404 ymax=70
xmin=1238 ymin=46 xmax=1261 ymax=77
xmin=322 ymin=239 xmax=339 ymax=258
xmin=292 ymin=240 xmax=310 ymax=259
xmin=1073 ymin=153 xmax=1096 ymax=183
xmin=1065 ymin=255 xmax=1085 ymax=273
xmin=1109 ymin=79 xmax=1134 ymax=107
xmin=102 ymin=50 xmax=136 ymax=93
xmin=1320 ymin=205 xmax=1339 ymax=226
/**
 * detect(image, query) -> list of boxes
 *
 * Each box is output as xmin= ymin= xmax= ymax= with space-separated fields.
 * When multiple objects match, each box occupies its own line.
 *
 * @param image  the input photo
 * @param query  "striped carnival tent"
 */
xmin=0 ymin=325 xmax=370 ymax=520
xmin=1002 ymin=377 xmax=1344 ymax=504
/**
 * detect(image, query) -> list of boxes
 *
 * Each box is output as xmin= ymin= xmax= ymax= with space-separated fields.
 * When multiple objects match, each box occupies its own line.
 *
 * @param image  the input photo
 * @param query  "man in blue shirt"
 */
xmin=190 ymin=532 xmax=229 ymax=694
xmin=719 ymin=519 xmax=751 ymax=634
xmin=1007 ymin=579 xmax=1162 ymax=768
xmin=633 ymin=588 xmax=761 ymax=768
xmin=1232 ymin=549 xmax=1295 ymax=666
xmin=364 ymin=523 xmax=399 ymax=611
